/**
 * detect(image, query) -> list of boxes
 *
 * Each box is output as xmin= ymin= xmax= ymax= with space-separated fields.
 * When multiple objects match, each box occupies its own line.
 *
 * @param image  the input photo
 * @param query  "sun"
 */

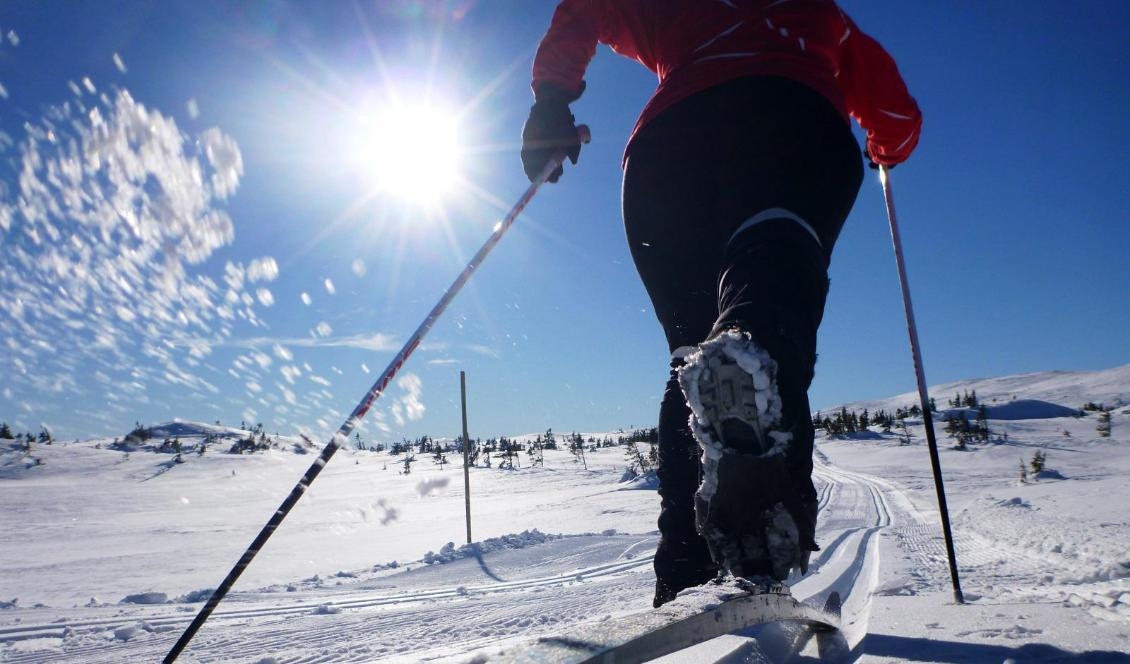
xmin=351 ymin=102 xmax=463 ymax=205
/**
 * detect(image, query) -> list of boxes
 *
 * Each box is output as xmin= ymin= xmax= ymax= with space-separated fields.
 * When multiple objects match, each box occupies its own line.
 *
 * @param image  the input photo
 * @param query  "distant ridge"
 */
xmin=826 ymin=364 xmax=1130 ymax=415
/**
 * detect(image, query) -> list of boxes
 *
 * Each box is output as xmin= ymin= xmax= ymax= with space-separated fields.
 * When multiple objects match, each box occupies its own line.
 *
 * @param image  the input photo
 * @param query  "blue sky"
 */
xmin=1 ymin=1 xmax=1127 ymax=443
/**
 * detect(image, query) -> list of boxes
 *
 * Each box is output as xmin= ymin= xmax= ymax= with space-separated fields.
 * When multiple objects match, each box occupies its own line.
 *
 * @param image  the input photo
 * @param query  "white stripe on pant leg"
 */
xmin=727 ymin=208 xmax=822 ymax=250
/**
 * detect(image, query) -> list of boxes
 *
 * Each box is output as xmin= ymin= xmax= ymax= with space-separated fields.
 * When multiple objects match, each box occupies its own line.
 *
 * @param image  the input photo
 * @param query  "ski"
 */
xmin=772 ymin=591 xmax=845 ymax=662
xmin=488 ymin=579 xmax=840 ymax=663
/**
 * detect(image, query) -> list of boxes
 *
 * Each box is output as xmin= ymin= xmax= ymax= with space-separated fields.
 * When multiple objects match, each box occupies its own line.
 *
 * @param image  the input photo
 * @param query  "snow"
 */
xmin=2 ymin=368 xmax=1130 ymax=662
xmin=0 ymin=84 xmax=276 ymax=434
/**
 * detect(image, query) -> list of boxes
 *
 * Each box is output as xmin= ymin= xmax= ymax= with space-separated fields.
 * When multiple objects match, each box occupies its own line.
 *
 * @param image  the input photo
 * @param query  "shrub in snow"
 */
xmin=313 ymin=603 xmax=341 ymax=615
xmin=157 ymin=437 xmax=179 ymax=453
xmin=228 ymin=435 xmax=270 ymax=454
xmin=125 ymin=423 xmax=152 ymax=443
xmin=1097 ymin=410 xmax=1112 ymax=438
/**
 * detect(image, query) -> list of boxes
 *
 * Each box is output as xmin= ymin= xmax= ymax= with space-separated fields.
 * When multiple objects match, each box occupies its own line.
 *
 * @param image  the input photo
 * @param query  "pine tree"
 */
xmin=975 ymin=405 xmax=990 ymax=442
xmin=0 ymin=423 xmax=13 ymax=439
xmin=528 ymin=435 xmax=544 ymax=467
xmin=897 ymin=418 xmax=912 ymax=446
xmin=624 ymin=440 xmax=649 ymax=476
xmin=569 ymin=432 xmax=588 ymax=470
xmin=499 ymin=438 xmax=519 ymax=470
xmin=1097 ymin=410 xmax=1112 ymax=438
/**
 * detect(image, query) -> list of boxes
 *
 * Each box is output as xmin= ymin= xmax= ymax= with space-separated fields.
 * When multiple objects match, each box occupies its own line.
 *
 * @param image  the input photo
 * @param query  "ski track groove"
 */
xmin=795 ymin=450 xmax=920 ymax=649
xmin=5 ymin=450 xmax=940 ymax=662
xmin=2 ymin=546 xmax=654 ymax=663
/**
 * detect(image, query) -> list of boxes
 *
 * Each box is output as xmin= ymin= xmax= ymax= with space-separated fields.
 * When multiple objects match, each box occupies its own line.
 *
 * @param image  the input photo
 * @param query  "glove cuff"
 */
xmin=533 ymin=80 xmax=586 ymax=105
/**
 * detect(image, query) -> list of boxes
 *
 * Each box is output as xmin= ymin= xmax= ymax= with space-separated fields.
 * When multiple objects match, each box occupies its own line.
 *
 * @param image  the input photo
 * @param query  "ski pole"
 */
xmin=879 ymin=165 xmax=965 ymax=605
xmin=164 ymin=126 xmax=591 ymax=663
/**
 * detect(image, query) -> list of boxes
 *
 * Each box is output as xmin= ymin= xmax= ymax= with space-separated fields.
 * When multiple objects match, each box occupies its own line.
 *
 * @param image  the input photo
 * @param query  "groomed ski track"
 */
xmin=2 ymin=448 xmax=939 ymax=663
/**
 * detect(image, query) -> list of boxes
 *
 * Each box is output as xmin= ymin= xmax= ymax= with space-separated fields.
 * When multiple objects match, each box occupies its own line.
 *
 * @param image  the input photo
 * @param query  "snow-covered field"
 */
xmin=2 ymin=366 xmax=1129 ymax=663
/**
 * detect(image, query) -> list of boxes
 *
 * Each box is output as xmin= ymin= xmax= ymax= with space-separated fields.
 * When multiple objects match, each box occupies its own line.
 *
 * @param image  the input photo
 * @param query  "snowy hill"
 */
xmin=831 ymin=364 xmax=1130 ymax=417
xmin=1 ymin=366 xmax=1129 ymax=662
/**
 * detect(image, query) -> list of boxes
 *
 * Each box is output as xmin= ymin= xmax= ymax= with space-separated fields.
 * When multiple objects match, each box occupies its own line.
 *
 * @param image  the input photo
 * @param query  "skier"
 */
xmin=521 ymin=1 xmax=920 ymax=607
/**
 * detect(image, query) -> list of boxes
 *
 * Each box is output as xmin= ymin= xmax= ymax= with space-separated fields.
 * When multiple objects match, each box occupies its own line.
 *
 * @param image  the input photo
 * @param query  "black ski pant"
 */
xmin=621 ymin=76 xmax=863 ymax=597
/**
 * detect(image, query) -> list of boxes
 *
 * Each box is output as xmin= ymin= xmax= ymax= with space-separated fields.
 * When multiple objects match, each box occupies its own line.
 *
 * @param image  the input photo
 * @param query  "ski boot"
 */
xmin=678 ymin=329 xmax=814 ymax=582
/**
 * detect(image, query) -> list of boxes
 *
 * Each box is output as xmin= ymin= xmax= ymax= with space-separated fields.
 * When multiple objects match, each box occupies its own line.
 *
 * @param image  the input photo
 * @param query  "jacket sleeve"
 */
xmin=531 ymin=0 xmax=605 ymax=99
xmin=836 ymin=14 xmax=922 ymax=165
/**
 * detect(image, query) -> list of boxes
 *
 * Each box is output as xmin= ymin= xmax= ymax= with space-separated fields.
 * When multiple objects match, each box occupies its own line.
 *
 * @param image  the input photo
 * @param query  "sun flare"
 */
xmin=352 ymin=103 xmax=462 ymax=205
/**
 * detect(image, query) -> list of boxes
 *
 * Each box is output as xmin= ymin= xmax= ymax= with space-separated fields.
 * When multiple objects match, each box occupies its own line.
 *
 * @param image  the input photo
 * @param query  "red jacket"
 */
xmin=532 ymin=0 xmax=921 ymax=165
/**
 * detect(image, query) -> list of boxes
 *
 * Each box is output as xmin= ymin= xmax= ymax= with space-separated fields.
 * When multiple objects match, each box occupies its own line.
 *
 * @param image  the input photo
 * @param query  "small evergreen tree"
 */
xmin=527 ymin=435 xmax=545 ymax=467
xmin=1029 ymin=451 xmax=1046 ymax=475
xmin=975 ymin=405 xmax=990 ymax=443
xmin=569 ymin=432 xmax=588 ymax=470
xmin=0 ymin=422 xmax=13 ymax=439
xmin=1097 ymin=410 xmax=1112 ymax=438
xmin=126 ymin=422 xmax=151 ymax=442
xmin=624 ymin=440 xmax=650 ymax=475
xmin=499 ymin=438 xmax=518 ymax=470
xmin=897 ymin=418 xmax=912 ymax=446
xmin=1018 ymin=459 xmax=1028 ymax=484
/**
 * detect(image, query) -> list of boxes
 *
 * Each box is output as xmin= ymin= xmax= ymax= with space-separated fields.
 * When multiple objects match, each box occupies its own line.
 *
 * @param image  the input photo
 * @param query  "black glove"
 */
xmin=521 ymin=82 xmax=585 ymax=183
xmin=866 ymin=146 xmax=896 ymax=171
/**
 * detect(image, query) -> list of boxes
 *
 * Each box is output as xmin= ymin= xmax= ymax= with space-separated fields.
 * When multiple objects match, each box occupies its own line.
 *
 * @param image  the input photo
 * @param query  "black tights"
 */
xmin=622 ymin=76 xmax=863 ymax=595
